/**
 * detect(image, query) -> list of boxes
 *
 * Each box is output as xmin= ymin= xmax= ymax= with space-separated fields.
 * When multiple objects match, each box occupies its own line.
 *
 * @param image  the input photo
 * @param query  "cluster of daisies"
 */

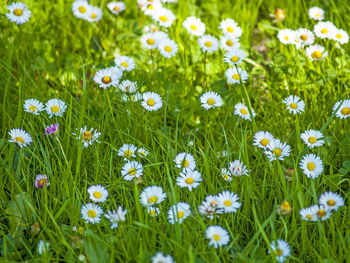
xmin=277 ymin=6 xmax=349 ymax=61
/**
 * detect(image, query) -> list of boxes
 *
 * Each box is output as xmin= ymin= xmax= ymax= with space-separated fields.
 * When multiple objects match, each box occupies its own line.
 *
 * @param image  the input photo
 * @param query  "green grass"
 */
xmin=0 ymin=0 xmax=350 ymax=262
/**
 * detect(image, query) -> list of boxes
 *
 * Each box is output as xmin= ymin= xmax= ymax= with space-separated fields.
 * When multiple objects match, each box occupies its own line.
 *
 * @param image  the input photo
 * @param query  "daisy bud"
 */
xmin=30 ymin=222 xmax=41 ymax=235
xmin=278 ymin=201 xmax=292 ymax=215
xmin=285 ymin=168 xmax=295 ymax=182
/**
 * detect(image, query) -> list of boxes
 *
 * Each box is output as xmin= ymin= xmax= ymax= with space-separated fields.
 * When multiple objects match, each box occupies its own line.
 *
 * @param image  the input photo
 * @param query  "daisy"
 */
xmin=282 ymin=95 xmax=305 ymax=114
xmin=121 ymin=160 xmax=143 ymax=181
xmin=86 ymin=6 xmax=103 ymax=22
xmin=137 ymin=147 xmax=149 ymax=157
xmin=220 ymin=168 xmax=232 ymax=182
xmin=37 ymin=240 xmax=50 ymax=255
xmin=305 ymin=45 xmax=328 ymax=61
xmin=205 ymin=225 xmax=230 ymax=248
xmin=319 ymin=191 xmax=344 ymax=211
xmin=118 ymin=80 xmax=138 ymax=93
xmin=141 ymin=92 xmax=163 ymax=111
xmin=158 ymin=38 xmax=178 ymax=58
xmin=72 ymin=0 xmax=90 ymax=19
xmin=234 ymin=103 xmax=255 ymax=121
xmin=118 ymin=144 xmax=137 ymax=159
xmin=72 ymin=126 xmax=101 ymax=148
xmin=174 ymin=152 xmax=196 ymax=170
xmin=309 ymin=7 xmax=324 ymax=21
xmin=300 ymin=129 xmax=324 ymax=148
xmin=143 ymin=2 xmax=162 ymax=16
xmin=153 ymin=8 xmax=176 ymax=28
xmin=264 ymin=139 xmax=291 ymax=161
xmin=115 ymin=56 xmax=135 ymax=72
xmin=314 ymin=21 xmax=336 ymax=39
xmin=87 ymin=185 xmax=108 ymax=203
xmin=219 ymin=19 xmax=242 ymax=38
xmin=168 ymin=202 xmax=191 ymax=224
xmin=278 ymin=201 xmax=292 ymax=215
xmin=81 ymin=203 xmax=103 ymax=224
xmin=152 ymin=252 xmax=174 ymax=263
xmin=8 ymin=129 xmax=32 ymax=147
xmin=198 ymin=195 xmax=223 ymax=219
xmin=104 ymin=206 xmax=127 ymax=229
xmin=225 ymin=67 xmax=248 ymax=84
xmin=277 ymin=29 xmax=296 ymax=44
xmin=223 ymin=49 xmax=246 ymax=65
xmin=45 ymin=99 xmax=67 ymax=118
xmin=315 ymin=205 xmax=332 ymax=221
xmin=299 ymin=205 xmax=319 ymax=221
xmin=296 ymin=28 xmax=315 ymax=46
xmin=35 ymin=174 xmax=50 ymax=188
xmin=107 ymin=1 xmax=126 ymax=15
xmin=269 ymin=239 xmax=291 ymax=263
xmin=44 ymin=123 xmax=59 ymax=136
xmin=93 ymin=67 xmax=122 ymax=89
xmin=183 ymin=16 xmax=206 ymax=36
xmin=176 ymin=169 xmax=202 ymax=191
xmin=6 ymin=2 xmax=31 ymax=24
xmin=23 ymin=99 xmax=44 ymax=115
xmin=198 ymin=35 xmax=219 ymax=53
xmin=332 ymin=28 xmax=349 ymax=44
xmin=220 ymin=35 xmax=240 ymax=50
xmin=253 ymin=131 xmax=274 ymax=149
xmin=333 ymin=99 xmax=350 ymax=119
xmin=148 ymin=207 xmax=160 ymax=217
xmin=122 ymin=92 xmax=143 ymax=102
xmin=200 ymin=91 xmax=223 ymax=110
xmin=140 ymin=186 xmax=167 ymax=206
xmin=228 ymin=160 xmax=249 ymax=177
xmin=141 ymin=32 xmax=164 ymax=49
xmin=299 ymin=153 xmax=323 ymax=179
xmin=217 ymin=191 xmax=241 ymax=213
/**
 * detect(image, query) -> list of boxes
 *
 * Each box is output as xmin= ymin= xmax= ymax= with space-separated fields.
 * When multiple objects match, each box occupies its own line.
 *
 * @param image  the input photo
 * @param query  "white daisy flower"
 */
xmin=148 ymin=207 xmax=160 ymax=217
xmin=183 ymin=16 xmax=205 ymax=36
xmin=319 ymin=191 xmax=344 ymax=211
xmin=282 ymin=95 xmax=305 ymax=114
xmin=72 ymin=0 xmax=90 ymax=20
xmin=158 ymin=38 xmax=178 ymax=58
xmin=141 ymin=92 xmax=163 ymax=111
xmin=140 ymin=186 xmax=167 ymax=206
xmin=142 ymin=2 xmax=163 ymax=16
xmin=296 ymin=28 xmax=315 ymax=46
xmin=8 ymin=128 xmax=32 ymax=148
xmin=198 ymin=195 xmax=223 ymax=219
xmin=87 ymin=185 xmax=108 ymax=203
xmin=152 ymin=252 xmax=174 ymax=263
xmin=104 ymin=206 xmax=127 ymax=229
xmin=86 ymin=6 xmax=103 ymax=22
xmin=332 ymin=99 xmax=350 ymax=119
xmin=118 ymin=80 xmax=138 ymax=93
xmin=332 ymin=28 xmax=349 ymax=44
xmin=264 ymin=139 xmax=291 ymax=161
xmin=225 ymin=67 xmax=248 ymax=84
xmin=299 ymin=205 xmax=319 ymax=221
xmin=141 ymin=32 xmax=164 ymax=49
xmin=115 ymin=56 xmax=135 ymax=72
xmin=45 ymin=99 xmax=67 ymax=118
xmin=220 ymin=168 xmax=232 ymax=182
xmin=269 ymin=239 xmax=291 ymax=263
xmin=200 ymin=91 xmax=223 ymax=110
xmin=217 ymin=191 xmax=241 ymax=213
xmin=167 ymin=202 xmax=191 ymax=224
xmin=314 ymin=21 xmax=336 ymax=39
xmin=6 ymin=2 xmax=31 ymax=25
xmin=223 ymin=49 xmax=246 ymax=65
xmin=118 ymin=144 xmax=137 ymax=159
xmin=93 ymin=67 xmax=122 ymax=89
xmin=308 ymin=6 xmax=324 ymax=21
xmin=315 ymin=205 xmax=333 ymax=221
xmin=176 ymin=169 xmax=202 ymax=191
xmin=234 ymin=103 xmax=255 ymax=121
xmin=228 ymin=160 xmax=249 ymax=177
xmin=219 ymin=18 xmax=242 ymax=38
xmin=37 ymin=240 xmax=50 ymax=255
xmin=198 ymin=35 xmax=219 ymax=53
xmin=137 ymin=147 xmax=149 ymax=157
xmin=107 ymin=1 xmax=126 ymax=15
xmin=72 ymin=126 xmax=101 ymax=148
xmin=81 ymin=203 xmax=103 ymax=224
xmin=153 ymin=8 xmax=175 ymax=28
xmin=305 ymin=45 xmax=328 ymax=61
xmin=253 ymin=131 xmax=274 ymax=149
xmin=277 ymin=29 xmax=296 ymax=44
xmin=174 ymin=152 xmax=196 ymax=170
xmin=206 ymin=225 xmax=230 ymax=248
xmin=122 ymin=92 xmax=143 ymax=102
xmin=23 ymin=99 xmax=44 ymax=115
xmin=299 ymin=153 xmax=323 ymax=179
xmin=300 ymin=129 xmax=324 ymax=148
xmin=121 ymin=160 xmax=143 ymax=181
xmin=220 ymin=35 xmax=240 ymax=50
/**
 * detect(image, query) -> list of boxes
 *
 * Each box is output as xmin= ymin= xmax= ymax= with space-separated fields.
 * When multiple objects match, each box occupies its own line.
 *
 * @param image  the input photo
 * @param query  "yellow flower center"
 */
xmin=281 ymin=201 xmax=291 ymax=210
xmin=15 ymin=137 xmax=24 ymax=143
xmin=78 ymin=6 xmax=87 ymax=13
xmin=124 ymin=149 xmax=132 ymax=157
xmin=226 ymin=40 xmax=233 ymax=46
xmin=300 ymin=35 xmax=307 ymax=41
xmin=306 ymin=214 xmax=314 ymax=220
xmin=327 ymin=200 xmax=335 ymax=206
xmin=150 ymin=210 xmax=157 ymax=216
xmin=93 ymin=192 xmax=102 ymax=199
xmin=102 ymin=76 xmax=111 ymax=84
xmin=260 ymin=138 xmax=269 ymax=146
xmin=274 ymin=249 xmax=283 ymax=256
xmin=114 ymin=6 xmax=119 ymax=11
xmin=273 ymin=148 xmax=282 ymax=156
xmin=204 ymin=41 xmax=212 ymax=47
xmin=91 ymin=13 xmax=97 ymax=19
xmin=182 ymin=159 xmax=189 ymax=167
xmin=321 ymin=28 xmax=328 ymax=34
xmin=315 ymin=14 xmax=320 ymax=17
xmin=307 ymin=162 xmax=316 ymax=171
xmin=128 ymin=168 xmax=136 ymax=175
xmin=185 ymin=177 xmax=194 ymax=184
xmin=190 ymin=25 xmax=197 ymax=30
xmin=311 ymin=51 xmax=322 ymax=59
xmin=232 ymin=74 xmax=240 ymax=80
xmin=177 ymin=211 xmax=184 ymax=219
xmin=240 ymin=108 xmax=248 ymax=115
xmin=147 ymin=5 xmax=154 ymax=10
xmin=336 ymin=34 xmax=342 ymax=39
xmin=231 ymin=56 xmax=239 ymax=62
xmin=284 ymin=36 xmax=289 ymax=40
xmin=39 ymin=179 xmax=46 ymax=186
xmin=147 ymin=38 xmax=155 ymax=45
xmin=87 ymin=210 xmax=97 ymax=218
xmin=148 ymin=196 xmax=158 ymax=204
xmin=213 ymin=234 xmax=221 ymax=241
xmin=290 ymin=103 xmax=298 ymax=109
xmin=159 ymin=15 xmax=167 ymax=22
xmin=227 ymin=26 xmax=234 ymax=33
xmin=317 ymin=209 xmax=326 ymax=217
xmin=207 ymin=98 xmax=215 ymax=105
xmin=13 ymin=9 xmax=23 ymax=16
xmin=308 ymin=136 xmax=317 ymax=144
xmin=224 ymin=175 xmax=229 ymax=180
xmin=341 ymin=107 xmax=350 ymax=115
xmin=29 ymin=105 xmax=37 ymax=112
xmin=147 ymin=99 xmax=155 ymax=106
xmin=164 ymin=46 xmax=172 ymax=52
xmin=83 ymin=131 xmax=92 ymax=140
xmin=121 ymin=62 xmax=128 ymax=68
xmin=51 ymin=105 xmax=60 ymax=113
xmin=224 ymin=200 xmax=232 ymax=207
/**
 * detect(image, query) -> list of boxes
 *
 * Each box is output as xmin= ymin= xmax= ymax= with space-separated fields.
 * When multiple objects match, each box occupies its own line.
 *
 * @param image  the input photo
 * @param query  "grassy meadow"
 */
xmin=0 ymin=0 xmax=350 ymax=262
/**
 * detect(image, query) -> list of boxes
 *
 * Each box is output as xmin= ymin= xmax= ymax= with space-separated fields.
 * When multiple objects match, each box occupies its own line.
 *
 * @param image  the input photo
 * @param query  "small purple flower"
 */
xmin=35 ymin=174 xmax=50 ymax=188
xmin=44 ymin=123 xmax=59 ymax=136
